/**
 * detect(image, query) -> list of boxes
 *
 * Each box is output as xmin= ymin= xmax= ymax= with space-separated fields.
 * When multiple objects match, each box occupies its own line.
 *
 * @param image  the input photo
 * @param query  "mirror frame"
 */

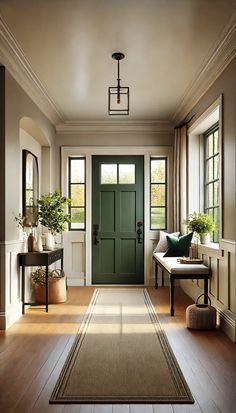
xmin=22 ymin=149 xmax=39 ymax=227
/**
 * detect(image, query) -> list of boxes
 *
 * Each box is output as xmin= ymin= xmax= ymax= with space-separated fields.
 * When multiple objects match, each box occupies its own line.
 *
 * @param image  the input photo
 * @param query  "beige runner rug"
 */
xmin=50 ymin=288 xmax=194 ymax=404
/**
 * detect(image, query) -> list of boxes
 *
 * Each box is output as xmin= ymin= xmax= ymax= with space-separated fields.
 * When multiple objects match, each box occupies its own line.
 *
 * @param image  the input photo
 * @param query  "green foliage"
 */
xmin=184 ymin=212 xmax=214 ymax=235
xmin=38 ymin=190 xmax=71 ymax=234
xmin=31 ymin=267 xmax=64 ymax=285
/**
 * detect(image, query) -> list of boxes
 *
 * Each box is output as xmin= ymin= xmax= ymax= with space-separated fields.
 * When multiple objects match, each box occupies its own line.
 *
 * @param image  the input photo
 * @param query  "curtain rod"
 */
xmin=174 ymin=114 xmax=195 ymax=129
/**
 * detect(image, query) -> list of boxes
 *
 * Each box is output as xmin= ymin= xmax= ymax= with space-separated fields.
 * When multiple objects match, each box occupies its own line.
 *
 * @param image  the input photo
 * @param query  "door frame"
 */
xmin=61 ymin=146 xmax=173 ymax=286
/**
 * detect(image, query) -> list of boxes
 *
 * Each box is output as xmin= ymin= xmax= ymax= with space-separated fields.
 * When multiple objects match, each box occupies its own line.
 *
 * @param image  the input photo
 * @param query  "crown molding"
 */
xmin=172 ymin=11 xmax=236 ymax=125
xmin=56 ymin=120 xmax=174 ymax=134
xmin=0 ymin=16 xmax=64 ymax=126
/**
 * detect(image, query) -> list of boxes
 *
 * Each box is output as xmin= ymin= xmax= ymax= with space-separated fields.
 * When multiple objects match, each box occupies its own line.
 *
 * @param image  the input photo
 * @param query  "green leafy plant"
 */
xmin=37 ymin=190 xmax=71 ymax=235
xmin=184 ymin=212 xmax=214 ymax=235
xmin=31 ymin=267 xmax=64 ymax=285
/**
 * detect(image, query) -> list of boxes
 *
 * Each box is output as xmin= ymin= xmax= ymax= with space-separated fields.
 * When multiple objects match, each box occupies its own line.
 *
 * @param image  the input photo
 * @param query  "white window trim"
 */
xmin=61 ymin=146 xmax=173 ymax=286
xmin=188 ymin=95 xmax=223 ymax=250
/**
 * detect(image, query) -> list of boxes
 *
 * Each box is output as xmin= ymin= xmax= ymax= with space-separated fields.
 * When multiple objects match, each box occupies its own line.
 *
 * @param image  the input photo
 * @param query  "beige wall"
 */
xmin=187 ymin=57 xmax=236 ymax=241
xmin=0 ymin=67 xmax=56 ymax=329
xmin=5 ymin=69 xmax=56 ymax=241
xmin=177 ymin=57 xmax=236 ymax=341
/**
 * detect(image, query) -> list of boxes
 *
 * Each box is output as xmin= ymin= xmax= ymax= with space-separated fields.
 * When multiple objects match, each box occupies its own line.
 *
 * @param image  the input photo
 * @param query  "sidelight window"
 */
xmin=68 ymin=157 xmax=86 ymax=230
xmin=150 ymin=158 xmax=167 ymax=230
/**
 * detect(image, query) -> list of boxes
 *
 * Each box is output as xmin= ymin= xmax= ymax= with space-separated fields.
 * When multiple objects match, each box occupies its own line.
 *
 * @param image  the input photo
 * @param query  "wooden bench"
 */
xmin=153 ymin=252 xmax=210 ymax=316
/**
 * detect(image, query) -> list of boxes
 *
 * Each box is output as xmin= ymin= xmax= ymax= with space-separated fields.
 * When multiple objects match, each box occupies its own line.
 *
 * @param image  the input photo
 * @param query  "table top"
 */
xmin=19 ymin=248 xmax=63 ymax=266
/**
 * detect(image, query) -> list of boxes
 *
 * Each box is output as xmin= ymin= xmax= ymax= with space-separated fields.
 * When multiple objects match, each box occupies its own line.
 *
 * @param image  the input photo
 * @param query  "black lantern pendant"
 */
xmin=108 ymin=52 xmax=129 ymax=115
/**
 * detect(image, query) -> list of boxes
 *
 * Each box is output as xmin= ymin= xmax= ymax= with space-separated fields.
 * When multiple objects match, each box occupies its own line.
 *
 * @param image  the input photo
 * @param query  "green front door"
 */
xmin=92 ymin=155 xmax=144 ymax=284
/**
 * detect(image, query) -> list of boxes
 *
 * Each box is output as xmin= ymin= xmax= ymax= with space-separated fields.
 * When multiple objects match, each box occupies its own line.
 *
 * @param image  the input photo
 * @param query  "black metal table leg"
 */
xmin=170 ymin=276 xmax=174 ymax=316
xmin=45 ymin=265 xmax=48 ymax=312
xmin=22 ymin=266 xmax=25 ymax=314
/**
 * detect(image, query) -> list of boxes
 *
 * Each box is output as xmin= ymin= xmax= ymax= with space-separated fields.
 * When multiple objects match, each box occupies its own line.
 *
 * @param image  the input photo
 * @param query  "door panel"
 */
xmin=120 ymin=239 xmax=136 ymax=274
xmin=120 ymin=191 xmax=136 ymax=232
xmin=92 ymin=155 xmax=144 ymax=284
xmin=101 ymin=191 xmax=115 ymax=232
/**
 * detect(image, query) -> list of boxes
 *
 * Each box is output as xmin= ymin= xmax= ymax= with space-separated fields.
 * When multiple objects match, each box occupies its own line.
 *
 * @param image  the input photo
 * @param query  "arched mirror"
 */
xmin=22 ymin=150 xmax=39 ymax=227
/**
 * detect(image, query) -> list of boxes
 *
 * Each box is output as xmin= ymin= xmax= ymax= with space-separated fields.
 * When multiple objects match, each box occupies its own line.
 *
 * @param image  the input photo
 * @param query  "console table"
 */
xmin=19 ymin=248 xmax=63 ymax=314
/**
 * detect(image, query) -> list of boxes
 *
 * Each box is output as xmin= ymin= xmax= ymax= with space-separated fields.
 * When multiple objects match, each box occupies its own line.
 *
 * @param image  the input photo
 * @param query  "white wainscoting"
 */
xmin=180 ymin=240 xmax=236 ymax=342
xmin=0 ymin=240 xmax=25 ymax=329
xmin=63 ymin=231 xmax=86 ymax=286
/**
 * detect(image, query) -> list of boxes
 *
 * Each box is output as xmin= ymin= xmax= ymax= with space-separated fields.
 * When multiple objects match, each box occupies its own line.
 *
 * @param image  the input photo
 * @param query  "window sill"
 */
xmin=196 ymin=242 xmax=223 ymax=257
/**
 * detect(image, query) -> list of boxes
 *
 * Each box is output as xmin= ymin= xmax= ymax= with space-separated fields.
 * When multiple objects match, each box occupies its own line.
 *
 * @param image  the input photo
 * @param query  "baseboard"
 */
xmin=67 ymin=278 xmax=85 ymax=287
xmin=217 ymin=308 xmax=236 ymax=342
xmin=180 ymin=280 xmax=236 ymax=342
xmin=0 ymin=301 xmax=22 ymax=330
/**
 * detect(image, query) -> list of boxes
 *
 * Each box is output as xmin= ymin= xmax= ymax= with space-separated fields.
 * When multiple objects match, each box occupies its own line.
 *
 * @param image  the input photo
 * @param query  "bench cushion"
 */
xmin=153 ymin=252 xmax=210 ymax=275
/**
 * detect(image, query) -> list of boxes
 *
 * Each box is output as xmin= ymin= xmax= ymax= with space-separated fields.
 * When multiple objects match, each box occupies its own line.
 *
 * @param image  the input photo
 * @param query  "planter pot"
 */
xmin=200 ymin=233 xmax=211 ymax=244
xmin=35 ymin=276 xmax=67 ymax=304
xmin=45 ymin=232 xmax=55 ymax=250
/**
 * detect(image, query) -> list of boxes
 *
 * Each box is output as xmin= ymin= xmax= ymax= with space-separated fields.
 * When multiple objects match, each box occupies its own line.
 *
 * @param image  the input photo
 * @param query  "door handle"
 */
xmin=137 ymin=221 xmax=143 ymax=244
xmin=93 ymin=224 xmax=100 ymax=245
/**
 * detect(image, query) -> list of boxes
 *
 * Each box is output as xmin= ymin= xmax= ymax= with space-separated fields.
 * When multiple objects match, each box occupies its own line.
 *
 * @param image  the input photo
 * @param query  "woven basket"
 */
xmin=186 ymin=294 xmax=216 ymax=330
xmin=35 ymin=269 xmax=67 ymax=304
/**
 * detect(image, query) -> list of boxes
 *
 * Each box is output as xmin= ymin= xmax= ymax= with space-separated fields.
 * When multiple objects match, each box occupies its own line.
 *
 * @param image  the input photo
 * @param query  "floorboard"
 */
xmin=0 ymin=286 xmax=235 ymax=413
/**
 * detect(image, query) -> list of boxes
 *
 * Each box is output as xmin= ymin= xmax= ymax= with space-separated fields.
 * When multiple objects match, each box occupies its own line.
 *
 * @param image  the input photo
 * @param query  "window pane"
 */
xmin=70 ymin=208 xmax=85 ymax=229
xmin=206 ymin=183 xmax=213 ymax=207
xmin=214 ymin=208 xmax=219 ymax=242
xmin=207 ymin=134 xmax=214 ymax=157
xmin=151 ymin=184 xmax=165 ymax=206
xmin=151 ymin=208 xmax=165 ymax=229
xmin=151 ymin=160 xmax=165 ymax=183
xmin=214 ymin=155 xmax=219 ymax=180
xmin=207 ymin=158 xmax=214 ymax=182
xmin=71 ymin=159 xmax=85 ymax=183
xmin=71 ymin=184 xmax=85 ymax=206
xmin=214 ymin=130 xmax=219 ymax=153
xmin=101 ymin=164 xmax=117 ymax=184
xmin=214 ymin=182 xmax=219 ymax=205
xmin=119 ymin=164 xmax=135 ymax=184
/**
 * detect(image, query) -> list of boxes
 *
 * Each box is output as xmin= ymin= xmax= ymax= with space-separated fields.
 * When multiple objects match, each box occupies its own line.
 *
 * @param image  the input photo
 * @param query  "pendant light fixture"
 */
xmin=108 ymin=52 xmax=129 ymax=115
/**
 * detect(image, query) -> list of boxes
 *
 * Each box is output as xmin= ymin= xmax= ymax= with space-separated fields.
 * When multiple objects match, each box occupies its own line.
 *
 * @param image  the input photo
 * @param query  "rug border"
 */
xmin=50 ymin=288 xmax=194 ymax=404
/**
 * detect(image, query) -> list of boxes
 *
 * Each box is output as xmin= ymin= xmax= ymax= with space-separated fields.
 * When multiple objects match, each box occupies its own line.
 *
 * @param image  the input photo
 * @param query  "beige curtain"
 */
xmin=173 ymin=125 xmax=188 ymax=233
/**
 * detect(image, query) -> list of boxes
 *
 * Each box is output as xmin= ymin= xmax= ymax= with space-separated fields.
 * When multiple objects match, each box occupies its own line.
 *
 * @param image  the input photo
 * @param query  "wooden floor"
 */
xmin=0 ymin=286 xmax=236 ymax=413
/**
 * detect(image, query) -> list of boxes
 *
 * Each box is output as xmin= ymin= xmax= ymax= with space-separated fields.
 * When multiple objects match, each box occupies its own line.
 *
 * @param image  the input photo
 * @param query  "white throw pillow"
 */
xmin=154 ymin=231 xmax=180 ymax=253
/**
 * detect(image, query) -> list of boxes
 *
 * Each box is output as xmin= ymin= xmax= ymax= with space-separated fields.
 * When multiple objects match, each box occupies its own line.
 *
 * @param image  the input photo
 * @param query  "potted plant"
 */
xmin=31 ymin=267 xmax=66 ymax=304
xmin=37 ymin=190 xmax=71 ymax=250
xmin=184 ymin=212 xmax=214 ymax=244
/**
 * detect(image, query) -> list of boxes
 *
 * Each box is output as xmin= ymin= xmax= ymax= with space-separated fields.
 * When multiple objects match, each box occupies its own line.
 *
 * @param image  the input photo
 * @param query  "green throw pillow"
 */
xmin=163 ymin=232 xmax=193 ymax=257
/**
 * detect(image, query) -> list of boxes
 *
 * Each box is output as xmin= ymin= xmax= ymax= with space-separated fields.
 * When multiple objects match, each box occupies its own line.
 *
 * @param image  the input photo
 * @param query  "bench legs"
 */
xmin=154 ymin=260 xmax=165 ymax=289
xmin=204 ymin=278 xmax=208 ymax=303
xmin=170 ymin=277 xmax=174 ymax=316
xmin=155 ymin=260 xmax=158 ymax=289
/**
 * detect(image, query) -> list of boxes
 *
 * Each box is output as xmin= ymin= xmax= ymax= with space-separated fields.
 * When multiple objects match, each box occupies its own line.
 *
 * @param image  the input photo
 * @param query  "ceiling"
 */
xmin=0 ymin=0 xmax=235 ymax=123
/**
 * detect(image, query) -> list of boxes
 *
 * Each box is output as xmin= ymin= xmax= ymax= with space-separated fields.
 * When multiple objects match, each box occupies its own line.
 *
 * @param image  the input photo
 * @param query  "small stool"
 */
xmin=186 ymin=294 xmax=216 ymax=330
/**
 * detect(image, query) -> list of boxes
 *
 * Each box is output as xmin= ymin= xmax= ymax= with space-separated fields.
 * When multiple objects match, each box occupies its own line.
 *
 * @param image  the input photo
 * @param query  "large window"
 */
xmin=204 ymin=123 xmax=219 ymax=242
xmin=68 ymin=157 xmax=86 ymax=230
xmin=150 ymin=158 xmax=167 ymax=230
